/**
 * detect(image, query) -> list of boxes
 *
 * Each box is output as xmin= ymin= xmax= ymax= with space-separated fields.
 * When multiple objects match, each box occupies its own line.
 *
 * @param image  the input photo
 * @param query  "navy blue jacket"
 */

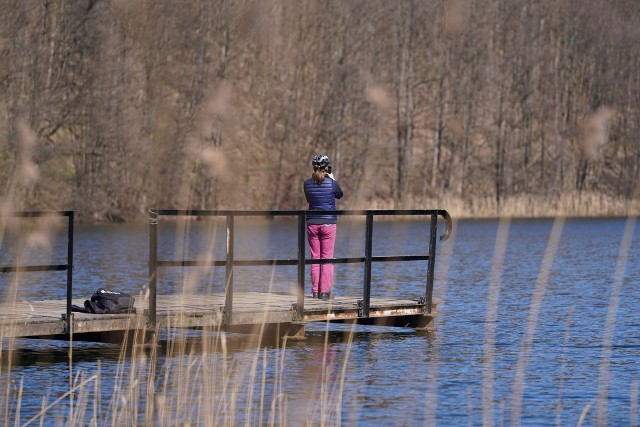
xmin=304 ymin=176 xmax=343 ymax=224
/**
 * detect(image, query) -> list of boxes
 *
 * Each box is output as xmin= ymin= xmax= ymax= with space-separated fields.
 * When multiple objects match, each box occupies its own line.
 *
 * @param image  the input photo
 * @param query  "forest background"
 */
xmin=1 ymin=0 xmax=639 ymax=222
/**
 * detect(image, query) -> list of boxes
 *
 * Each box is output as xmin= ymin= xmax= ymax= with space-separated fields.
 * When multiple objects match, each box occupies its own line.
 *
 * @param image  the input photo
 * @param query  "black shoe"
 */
xmin=312 ymin=292 xmax=319 ymax=298
xmin=320 ymin=292 xmax=333 ymax=301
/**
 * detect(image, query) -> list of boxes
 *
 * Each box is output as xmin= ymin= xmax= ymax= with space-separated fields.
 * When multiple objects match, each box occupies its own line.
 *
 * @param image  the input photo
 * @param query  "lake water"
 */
xmin=1 ymin=217 xmax=639 ymax=425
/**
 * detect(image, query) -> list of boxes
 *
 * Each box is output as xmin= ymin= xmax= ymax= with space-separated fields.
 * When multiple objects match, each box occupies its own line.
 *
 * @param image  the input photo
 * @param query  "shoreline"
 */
xmin=32 ymin=192 xmax=639 ymax=224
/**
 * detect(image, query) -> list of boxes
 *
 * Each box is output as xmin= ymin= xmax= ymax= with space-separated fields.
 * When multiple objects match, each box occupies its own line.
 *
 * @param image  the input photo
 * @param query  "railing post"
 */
xmin=65 ymin=211 xmax=74 ymax=334
xmin=149 ymin=211 xmax=158 ymax=329
xmin=225 ymin=214 xmax=234 ymax=324
xmin=426 ymin=212 xmax=438 ymax=314
xmin=297 ymin=212 xmax=305 ymax=320
xmin=362 ymin=211 xmax=374 ymax=318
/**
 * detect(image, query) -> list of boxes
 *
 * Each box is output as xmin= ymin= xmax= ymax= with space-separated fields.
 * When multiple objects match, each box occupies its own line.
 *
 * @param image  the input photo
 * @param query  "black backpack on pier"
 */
xmin=71 ymin=287 xmax=137 ymax=314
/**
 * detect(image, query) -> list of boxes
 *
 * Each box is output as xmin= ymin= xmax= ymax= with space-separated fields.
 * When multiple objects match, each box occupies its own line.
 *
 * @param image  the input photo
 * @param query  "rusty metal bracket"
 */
xmin=439 ymin=210 xmax=452 ymax=242
xmin=291 ymin=304 xmax=303 ymax=322
xmin=418 ymin=296 xmax=426 ymax=313
xmin=356 ymin=299 xmax=364 ymax=317
xmin=61 ymin=312 xmax=73 ymax=334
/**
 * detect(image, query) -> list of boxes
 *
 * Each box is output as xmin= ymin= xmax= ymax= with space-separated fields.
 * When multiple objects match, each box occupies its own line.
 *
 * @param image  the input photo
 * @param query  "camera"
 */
xmin=327 ymin=166 xmax=332 ymax=174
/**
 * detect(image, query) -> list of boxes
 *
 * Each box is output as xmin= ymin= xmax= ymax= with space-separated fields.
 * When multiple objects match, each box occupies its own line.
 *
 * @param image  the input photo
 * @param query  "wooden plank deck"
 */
xmin=0 ymin=292 xmax=437 ymax=339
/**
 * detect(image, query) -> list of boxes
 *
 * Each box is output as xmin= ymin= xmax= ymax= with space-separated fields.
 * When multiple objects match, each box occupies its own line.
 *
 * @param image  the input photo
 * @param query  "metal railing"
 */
xmin=0 ymin=211 xmax=74 ymax=333
xmin=148 ymin=209 xmax=451 ymax=328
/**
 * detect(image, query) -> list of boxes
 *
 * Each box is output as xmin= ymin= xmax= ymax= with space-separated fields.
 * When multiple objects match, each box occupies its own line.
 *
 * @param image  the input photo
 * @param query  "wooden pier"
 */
xmin=0 ymin=292 xmax=437 ymax=340
xmin=0 ymin=209 xmax=450 ymax=342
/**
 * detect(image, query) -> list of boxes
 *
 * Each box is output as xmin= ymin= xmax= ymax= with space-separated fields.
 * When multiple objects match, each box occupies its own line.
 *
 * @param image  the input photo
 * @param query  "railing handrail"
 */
xmin=0 ymin=210 xmax=75 ymax=218
xmin=0 ymin=210 xmax=74 ymax=333
xmin=149 ymin=209 xmax=452 ymax=241
xmin=148 ymin=209 xmax=451 ymax=328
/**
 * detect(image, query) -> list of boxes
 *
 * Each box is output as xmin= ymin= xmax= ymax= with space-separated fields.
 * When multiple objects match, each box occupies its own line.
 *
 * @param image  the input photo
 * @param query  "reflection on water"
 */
xmin=1 ymin=218 xmax=639 ymax=425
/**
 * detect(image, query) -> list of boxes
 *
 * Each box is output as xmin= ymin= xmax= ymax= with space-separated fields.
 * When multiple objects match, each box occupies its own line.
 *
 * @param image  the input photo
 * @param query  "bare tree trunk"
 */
xmin=458 ymin=101 xmax=472 ymax=197
xmin=432 ymin=69 xmax=445 ymax=190
xmin=394 ymin=0 xmax=415 ymax=206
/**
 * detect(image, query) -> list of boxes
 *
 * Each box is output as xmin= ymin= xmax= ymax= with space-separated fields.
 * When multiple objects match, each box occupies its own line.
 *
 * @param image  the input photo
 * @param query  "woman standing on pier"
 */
xmin=303 ymin=154 xmax=343 ymax=300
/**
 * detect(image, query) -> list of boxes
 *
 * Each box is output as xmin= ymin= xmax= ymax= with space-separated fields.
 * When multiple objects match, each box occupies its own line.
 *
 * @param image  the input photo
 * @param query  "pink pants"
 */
xmin=306 ymin=223 xmax=337 ymax=293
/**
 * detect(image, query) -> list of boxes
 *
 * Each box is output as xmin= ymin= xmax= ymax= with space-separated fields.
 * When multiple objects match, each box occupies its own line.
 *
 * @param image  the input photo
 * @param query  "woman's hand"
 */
xmin=327 ymin=173 xmax=335 ymax=179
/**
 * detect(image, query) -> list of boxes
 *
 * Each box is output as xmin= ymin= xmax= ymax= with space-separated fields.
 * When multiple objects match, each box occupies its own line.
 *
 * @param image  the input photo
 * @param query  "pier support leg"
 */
xmin=224 ymin=323 xmax=306 ymax=343
xmin=282 ymin=323 xmax=306 ymax=341
xmin=413 ymin=315 xmax=436 ymax=332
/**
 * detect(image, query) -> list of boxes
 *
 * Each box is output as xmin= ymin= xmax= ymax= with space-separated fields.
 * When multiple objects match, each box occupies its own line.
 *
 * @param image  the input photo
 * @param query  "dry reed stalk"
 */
xmin=259 ymin=345 xmax=268 ymax=425
xmin=424 ymin=220 xmax=457 ymax=427
xmin=14 ymin=376 xmax=23 ymax=426
xmin=335 ymin=321 xmax=357 ymax=425
xmin=71 ymin=371 xmax=95 ymax=426
xmin=0 ymin=332 xmax=14 ymax=427
xmin=554 ymin=309 xmax=574 ymax=427
xmin=93 ymin=361 xmax=101 ymax=426
xmin=276 ymin=334 xmax=288 ymax=426
xmin=510 ymin=217 xmax=565 ymax=425
xmin=38 ymin=387 xmax=53 ymax=426
xmin=596 ymin=216 xmax=636 ymax=426
xmin=577 ymin=398 xmax=595 ymax=427
xmin=149 ymin=216 xmax=195 ymax=424
xmin=21 ymin=375 xmax=98 ymax=427
xmin=224 ymin=271 xmax=281 ymax=426
xmin=204 ymin=323 xmax=229 ymax=426
xmin=245 ymin=266 xmax=280 ymax=426
xmin=144 ymin=331 xmax=160 ymax=424
xmin=319 ymin=320 xmax=332 ymax=426
xmin=482 ymin=217 xmax=511 ymax=427
xmin=68 ymin=321 xmax=74 ymax=425
xmin=244 ymin=334 xmax=267 ymax=425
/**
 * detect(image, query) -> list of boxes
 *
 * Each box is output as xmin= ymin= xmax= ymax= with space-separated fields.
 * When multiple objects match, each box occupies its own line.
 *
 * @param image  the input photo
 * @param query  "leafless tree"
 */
xmin=1 ymin=0 xmax=639 ymax=220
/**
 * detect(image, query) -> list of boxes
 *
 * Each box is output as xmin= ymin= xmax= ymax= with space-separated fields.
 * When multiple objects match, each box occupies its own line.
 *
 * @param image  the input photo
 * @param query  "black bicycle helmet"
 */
xmin=312 ymin=154 xmax=330 ymax=170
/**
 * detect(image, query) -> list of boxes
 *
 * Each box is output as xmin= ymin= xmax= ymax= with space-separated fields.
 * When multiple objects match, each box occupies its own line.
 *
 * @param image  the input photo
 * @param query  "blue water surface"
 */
xmin=1 ymin=217 xmax=639 ymax=425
